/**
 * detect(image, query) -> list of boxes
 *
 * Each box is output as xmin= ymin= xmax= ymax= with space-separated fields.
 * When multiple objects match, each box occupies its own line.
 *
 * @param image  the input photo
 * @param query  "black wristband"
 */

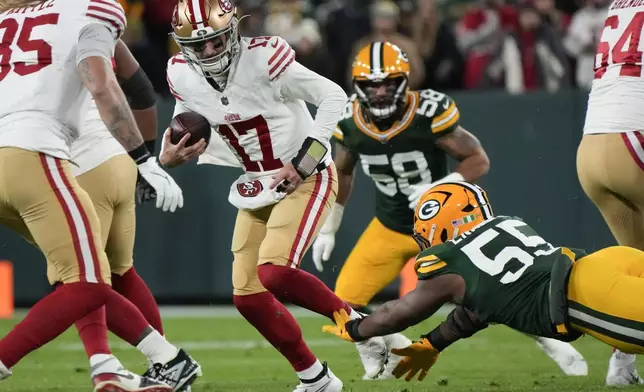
xmin=128 ymin=142 xmax=150 ymax=164
xmin=423 ymin=328 xmax=450 ymax=352
xmin=346 ymin=318 xmax=366 ymax=342
xmin=291 ymin=137 xmax=328 ymax=179
xmin=144 ymin=139 xmax=156 ymax=155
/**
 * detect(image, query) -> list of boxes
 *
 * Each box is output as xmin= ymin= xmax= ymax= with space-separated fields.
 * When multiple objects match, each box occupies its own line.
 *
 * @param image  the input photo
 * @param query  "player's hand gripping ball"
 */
xmin=160 ymin=112 xmax=210 ymax=167
xmin=169 ymin=112 xmax=212 ymax=147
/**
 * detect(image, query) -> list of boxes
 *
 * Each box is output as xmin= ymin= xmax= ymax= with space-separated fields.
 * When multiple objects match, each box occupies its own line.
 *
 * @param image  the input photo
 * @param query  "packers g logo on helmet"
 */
xmin=391 ymin=44 xmax=409 ymax=63
xmin=417 ymin=199 xmax=440 ymax=221
xmin=412 ymin=182 xmax=493 ymax=250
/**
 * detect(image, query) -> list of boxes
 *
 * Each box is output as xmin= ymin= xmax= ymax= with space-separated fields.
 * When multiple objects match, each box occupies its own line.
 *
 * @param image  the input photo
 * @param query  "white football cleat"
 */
xmin=606 ymin=350 xmax=644 ymax=386
xmin=143 ymin=348 xmax=201 ymax=391
xmin=0 ymin=359 xmax=11 ymax=380
xmin=293 ymin=362 xmax=342 ymax=392
xmin=91 ymin=355 xmax=172 ymax=392
xmin=356 ymin=336 xmax=388 ymax=379
xmin=372 ymin=333 xmax=413 ymax=380
xmin=535 ymin=337 xmax=588 ymax=376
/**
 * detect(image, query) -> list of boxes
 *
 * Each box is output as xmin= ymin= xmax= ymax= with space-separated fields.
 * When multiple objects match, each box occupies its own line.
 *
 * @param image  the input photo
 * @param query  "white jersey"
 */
xmin=71 ymin=98 xmax=125 ymax=176
xmin=584 ymin=0 xmax=644 ymax=134
xmin=0 ymin=0 xmax=125 ymax=159
xmin=166 ymin=36 xmax=346 ymax=179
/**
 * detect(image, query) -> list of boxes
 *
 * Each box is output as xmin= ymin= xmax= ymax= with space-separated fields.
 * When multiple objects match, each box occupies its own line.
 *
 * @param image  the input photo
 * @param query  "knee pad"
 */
xmin=232 ymin=259 xmax=266 ymax=296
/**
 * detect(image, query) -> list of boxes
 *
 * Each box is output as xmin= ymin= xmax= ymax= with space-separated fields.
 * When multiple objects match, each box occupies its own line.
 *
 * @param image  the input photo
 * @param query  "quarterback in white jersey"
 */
xmin=160 ymin=0 xmax=389 ymax=390
xmin=0 ymin=1 xmax=189 ymax=391
xmin=578 ymin=0 xmax=644 ymax=386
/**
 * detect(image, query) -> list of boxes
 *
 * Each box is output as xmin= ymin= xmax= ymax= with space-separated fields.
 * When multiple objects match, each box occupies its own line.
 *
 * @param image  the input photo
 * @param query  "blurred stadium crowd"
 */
xmin=118 ymin=0 xmax=608 ymax=98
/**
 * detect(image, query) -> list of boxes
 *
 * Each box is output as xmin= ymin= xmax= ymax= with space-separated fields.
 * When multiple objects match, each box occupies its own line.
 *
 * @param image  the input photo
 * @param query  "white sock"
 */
xmin=89 ymin=354 xmax=120 ymax=377
xmin=297 ymin=360 xmax=324 ymax=381
xmin=613 ymin=349 xmax=636 ymax=364
xmin=136 ymin=330 xmax=179 ymax=365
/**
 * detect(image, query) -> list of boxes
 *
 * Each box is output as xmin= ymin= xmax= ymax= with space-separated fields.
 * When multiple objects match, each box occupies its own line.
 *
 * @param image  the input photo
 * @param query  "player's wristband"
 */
xmin=128 ymin=142 xmax=151 ymax=164
xmin=292 ymin=137 xmax=328 ymax=179
xmin=423 ymin=329 xmax=450 ymax=352
xmin=144 ymin=139 xmax=157 ymax=155
xmin=346 ymin=318 xmax=367 ymax=342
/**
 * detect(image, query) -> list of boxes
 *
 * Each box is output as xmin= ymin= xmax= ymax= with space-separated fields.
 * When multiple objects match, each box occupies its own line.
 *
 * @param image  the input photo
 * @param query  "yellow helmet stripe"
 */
xmin=370 ymin=41 xmax=384 ymax=74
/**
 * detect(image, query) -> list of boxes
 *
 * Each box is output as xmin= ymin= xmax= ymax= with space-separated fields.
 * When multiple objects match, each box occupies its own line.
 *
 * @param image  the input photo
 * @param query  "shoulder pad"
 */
xmin=333 ymin=95 xmax=357 ymax=142
xmin=245 ymin=36 xmax=296 ymax=82
xmin=166 ymin=54 xmax=188 ymax=102
xmin=414 ymin=252 xmax=447 ymax=275
xmin=339 ymin=95 xmax=356 ymax=121
xmin=415 ymin=89 xmax=460 ymax=135
xmin=83 ymin=0 xmax=126 ymax=40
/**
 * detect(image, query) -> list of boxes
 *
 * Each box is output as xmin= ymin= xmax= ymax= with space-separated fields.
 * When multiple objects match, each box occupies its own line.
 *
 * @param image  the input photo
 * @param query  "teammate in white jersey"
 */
xmin=159 ymin=0 xmax=389 ymax=390
xmin=578 ymin=0 xmax=644 ymax=386
xmin=0 ymin=1 xmax=189 ymax=391
xmin=63 ymin=39 xmax=201 ymax=391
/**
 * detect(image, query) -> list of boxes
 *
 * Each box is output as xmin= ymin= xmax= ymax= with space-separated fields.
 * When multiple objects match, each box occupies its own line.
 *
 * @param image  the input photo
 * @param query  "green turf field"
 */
xmin=0 ymin=308 xmax=634 ymax=391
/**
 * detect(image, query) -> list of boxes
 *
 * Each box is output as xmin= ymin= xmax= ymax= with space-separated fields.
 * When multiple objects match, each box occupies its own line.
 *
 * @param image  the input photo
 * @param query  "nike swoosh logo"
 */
xmin=90 ymin=358 xmax=115 ymax=375
xmin=312 ymin=380 xmax=331 ymax=392
xmin=114 ymin=372 xmax=136 ymax=380
xmin=443 ymin=101 xmax=450 ymax=109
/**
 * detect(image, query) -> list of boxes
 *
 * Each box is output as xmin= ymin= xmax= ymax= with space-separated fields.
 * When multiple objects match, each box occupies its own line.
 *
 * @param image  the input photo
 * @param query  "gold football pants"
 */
xmin=335 ymin=217 xmax=419 ymax=306
xmin=0 ymin=148 xmax=110 ymax=285
xmin=47 ymin=154 xmax=138 ymax=282
xmin=231 ymin=165 xmax=338 ymax=296
xmin=567 ymin=246 xmax=644 ymax=354
xmin=577 ymin=133 xmax=644 ymax=250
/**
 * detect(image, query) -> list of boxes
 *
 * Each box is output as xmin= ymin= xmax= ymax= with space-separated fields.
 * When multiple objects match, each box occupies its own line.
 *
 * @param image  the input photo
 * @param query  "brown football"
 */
xmin=169 ymin=112 xmax=212 ymax=147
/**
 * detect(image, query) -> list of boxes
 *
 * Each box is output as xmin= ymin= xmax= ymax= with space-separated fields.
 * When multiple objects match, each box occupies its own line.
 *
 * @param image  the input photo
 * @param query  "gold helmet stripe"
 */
xmin=369 ymin=41 xmax=384 ymax=74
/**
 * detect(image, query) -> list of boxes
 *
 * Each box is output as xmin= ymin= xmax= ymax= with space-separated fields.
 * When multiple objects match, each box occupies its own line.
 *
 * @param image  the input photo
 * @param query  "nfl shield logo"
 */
xmin=221 ymin=96 xmax=229 ymax=105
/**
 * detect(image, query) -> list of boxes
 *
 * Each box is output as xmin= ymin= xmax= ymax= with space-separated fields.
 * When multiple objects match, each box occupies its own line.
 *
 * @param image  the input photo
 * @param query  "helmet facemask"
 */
xmin=354 ymin=75 xmax=407 ymax=120
xmin=173 ymin=16 xmax=241 ymax=78
xmin=412 ymin=222 xmax=456 ymax=251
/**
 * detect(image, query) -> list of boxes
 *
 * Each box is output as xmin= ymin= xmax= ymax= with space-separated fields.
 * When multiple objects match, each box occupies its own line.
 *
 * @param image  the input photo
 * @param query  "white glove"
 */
xmin=407 ymin=173 xmax=465 ymax=210
xmin=312 ymin=203 xmax=344 ymax=271
xmin=137 ymin=156 xmax=184 ymax=212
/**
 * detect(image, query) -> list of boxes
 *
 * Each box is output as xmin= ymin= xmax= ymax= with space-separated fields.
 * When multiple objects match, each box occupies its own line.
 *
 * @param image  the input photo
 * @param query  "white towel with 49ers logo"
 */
xmin=228 ymin=173 xmax=286 ymax=211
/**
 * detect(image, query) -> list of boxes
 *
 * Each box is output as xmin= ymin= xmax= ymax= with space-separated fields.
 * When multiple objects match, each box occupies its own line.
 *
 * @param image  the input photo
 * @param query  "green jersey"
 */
xmin=415 ymin=216 xmax=583 ymax=339
xmin=334 ymin=89 xmax=460 ymax=234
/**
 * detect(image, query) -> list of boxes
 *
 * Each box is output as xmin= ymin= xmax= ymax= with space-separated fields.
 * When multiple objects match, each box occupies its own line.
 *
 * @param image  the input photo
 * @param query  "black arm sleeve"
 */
xmin=424 ymin=306 xmax=488 ymax=351
xmin=118 ymin=67 xmax=156 ymax=110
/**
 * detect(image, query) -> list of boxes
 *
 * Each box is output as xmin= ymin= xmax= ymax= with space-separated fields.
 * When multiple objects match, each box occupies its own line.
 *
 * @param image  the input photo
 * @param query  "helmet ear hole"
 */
xmin=440 ymin=229 xmax=448 ymax=243
xmin=461 ymin=204 xmax=475 ymax=212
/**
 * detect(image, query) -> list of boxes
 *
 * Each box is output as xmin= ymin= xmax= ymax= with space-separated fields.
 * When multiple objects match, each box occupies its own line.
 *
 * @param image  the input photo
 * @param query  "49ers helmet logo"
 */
xmin=418 ymin=199 xmax=440 ymax=221
xmin=219 ymin=0 xmax=233 ymax=13
xmin=237 ymin=180 xmax=263 ymax=197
